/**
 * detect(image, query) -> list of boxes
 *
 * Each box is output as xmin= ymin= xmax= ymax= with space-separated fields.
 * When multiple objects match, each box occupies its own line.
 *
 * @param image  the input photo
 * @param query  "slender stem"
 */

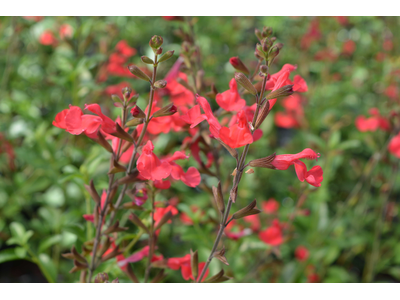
xmin=144 ymin=184 xmax=155 ymax=282
xmin=87 ymin=54 xmax=159 ymax=283
xmin=197 ymin=73 xmax=268 ymax=283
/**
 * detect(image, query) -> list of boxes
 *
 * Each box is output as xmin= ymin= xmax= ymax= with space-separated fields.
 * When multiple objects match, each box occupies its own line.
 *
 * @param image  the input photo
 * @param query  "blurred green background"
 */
xmin=0 ymin=16 xmax=400 ymax=283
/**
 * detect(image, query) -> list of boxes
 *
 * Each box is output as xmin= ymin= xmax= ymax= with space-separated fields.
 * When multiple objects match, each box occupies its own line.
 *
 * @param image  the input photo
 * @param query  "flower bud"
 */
xmin=234 ymin=72 xmax=257 ymax=96
xmin=111 ymin=278 xmax=119 ymax=283
xmin=255 ymin=28 xmax=262 ymax=41
xmin=260 ymin=65 xmax=268 ymax=75
xmin=152 ymin=103 xmax=177 ymax=118
xmin=232 ymin=199 xmax=262 ymax=220
xmin=149 ymin=35 xmax=163 ymax=49
xmin=141 ymin=56 xmax=154 ymax=65
xmin=122 ymin=87 xmax=133 ymax=100
xmin=84 ymin=179 xmax=101 ymax=204
xmin=255 ymin=101 xmax=270 ymax=129
xmin=131 ymin=106 xmax=146 ymax=118
xmin=110 ymin=122 xmax=134 ymax=143
xmin=154 ymin=79 xmax=167 ymax=89
xmin=262 ymin=37 xmax=273 ymax=53
xmin=212 ymin=181 xmax=225 ymax=216
xmin=248 ymin=153 xmax=276 ymax=169
xmin=213 ymin=246 xmax=229 ymax=266
xmin=156 ymin=47 xmax=163 ymax=55
xmin=265 ymin=84 xmax=294 ymax=100
xmin=262 ymin=26 xmax=273 ymax=37
xmin=128 ymin=65 xmax=150 ymax=82
xmin=95 ymin=272 xmax=109 ymax=283
xmin=158 ymin=50 xmax=175 ymax=63
xmin=126 ymin=118 xmax=144 ymax=127
xmin=229 ymin=57 xmax=250 ymax=75
xmin=268 ymin=43 xmax=283 ymax=64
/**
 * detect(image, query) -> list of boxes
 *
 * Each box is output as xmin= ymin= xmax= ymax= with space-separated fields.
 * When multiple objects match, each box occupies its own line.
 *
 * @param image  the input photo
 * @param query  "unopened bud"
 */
xmin=262 ymin=26 xmax=273 ymax=37
xmin=128 ymin=65 xmax=150 ymax=82
xmin=154 ymin=80 xmax=167 ymax=89
xmin=158 ymin=50 xmax=175 ymax=63
xmin=131 ymin=106 xmax=146 ymax=118
xmin=126 ymin=118 xmax=144 ymax=127
xmin=130 ymin=213 xmax=150 ymax=234
xmin=154 ymin=211 xmax=173 ymax=230
xmin=141 ymin=56 xmax=154 ymax=65
xmin=122 ymin=87 xmax=133 ymax=100
xmin=152 ymin=103 xmax=177 ymax=118
xmin=262 ymin=38 xmax=273 ymax=53
xmin=95 ymin=272 xmax=109 ymax=283
xmin=229 ymin=57 xmax=250 ymax=75
xmin=212 ymin=181 xmax=225 ymax=215
xmin=248 ymin=153 xmax=277 ymax=169
xmin=268 ymin=43 xmax=283 ymax=64
xmin=149 ymin=35 xmax=163 ymax=49
xmin=260 ymin=65 xmax=268 ymax=75
xmin=110 ymin=123 xmax=134 ymax=143
xmin=232 ymin=199 xmax=262 ymax=220
xmin=255 ymin=101 xmax=270 ymax=129
xmin=234 ymin=72 xmax=257 ymax=96
xmin=96 ymin=130 xmax=113 ymax=153
xmin=156 ymin=47 xmax=163 ymax=55
xmin=255 ymin=28 xmax=262 ymax=41
xmin=266 ymin=84 xmax=294 ymax=101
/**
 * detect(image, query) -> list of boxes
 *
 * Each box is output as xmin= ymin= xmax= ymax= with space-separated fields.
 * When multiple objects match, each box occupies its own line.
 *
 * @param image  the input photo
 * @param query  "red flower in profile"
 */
xmin=164 ymin=72 xmax=195 ymax=107
xmin=117 ymin=245 xmax=163 ymax=270
xmin=137 ymin=141 xmax=171 ymax=181
xmin=388 ymin=133 xmax=400 ymax=158
xmin=39 ymin=31 xmax=57 ymax=46
xmin=274 ymin=94 xmax=304 ymax=129
xmin=263 ymin=198 xmax=279 ymax=214
xmin=271 ymin=148 xmax=323 ymax=187
xmin=216 ymin=78 xmax=246 ymax=111
xmin=167 ymin=254 xmax=209 ymax=282
xmin=165 ymin=151 xmax=201 ymax=187
xmin=53 ymin=105 xmax=102 ymax=138
xmin=219 ymin=110 xmax=253 ymax=148
xmin=243 ymin=214 xmax=261 ymax=232
xmin=59 ymin=24 xmax=73 ymax=39
xmin=84 ymin=104 xmax=117 ymax=134
xmin=295 ymin=245 xmax=309 ymax=261
xmin=259 ymin=219 xmax=283 ymax=246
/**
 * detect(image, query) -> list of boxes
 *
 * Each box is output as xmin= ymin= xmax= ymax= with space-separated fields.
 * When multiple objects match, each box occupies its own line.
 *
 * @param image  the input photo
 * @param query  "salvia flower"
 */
xmin=388 ymin=132 xmax=400 ymax=158
xmin=216 ymin=78 xmax=247 ymax=111
xmin=219 ymin=110 xmax=253 ymax=148
xmin=295 ymin=245 xmax=309 ymax=261
xmin=137 ymin=141 xmax=171 ymax=181
xmin=263 ymin=198 xmax=279 ymax=214
xmin=259 ymin=219 xmax=283 ymax=246
xmin=271 ymin=148 xmax=323 ymax=187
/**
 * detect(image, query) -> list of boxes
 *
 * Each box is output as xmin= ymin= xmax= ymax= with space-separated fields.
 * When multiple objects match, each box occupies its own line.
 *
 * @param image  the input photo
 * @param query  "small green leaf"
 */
xmin=39 ymin=235 xmax=63 ymax=253
xmin=0 ymin=248 xmax=20 ymax=264
xmin=15 ymin=247 xmax=27 ymax=258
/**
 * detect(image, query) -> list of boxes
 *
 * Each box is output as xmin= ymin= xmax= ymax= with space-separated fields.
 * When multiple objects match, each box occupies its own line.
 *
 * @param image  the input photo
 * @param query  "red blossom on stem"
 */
xmin=216 ymin=78 xmax=246 ymax=111
xmin=259 ymin=219 xmax=284 ymax=246
xmin=295 ymin=245 xmax=309 ymax=261
xmin=219 ymin=110 xmax=253 ymax=148
xmin=137 ymin=141 xmax=171 ymax=181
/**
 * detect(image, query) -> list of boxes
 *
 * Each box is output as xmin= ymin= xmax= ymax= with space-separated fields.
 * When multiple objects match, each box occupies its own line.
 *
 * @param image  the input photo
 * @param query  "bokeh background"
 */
xmin=0 ymin=16 xmax=400 ymax=283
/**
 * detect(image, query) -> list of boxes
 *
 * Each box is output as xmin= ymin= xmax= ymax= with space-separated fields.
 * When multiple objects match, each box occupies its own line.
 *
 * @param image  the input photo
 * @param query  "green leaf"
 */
xmin=15 ymin=247 xmax=27 ymax=258
xmin=38 ymin=235 xmax=63 ymax=253
xmin=0 ymin=248 xmax=20 ymax=264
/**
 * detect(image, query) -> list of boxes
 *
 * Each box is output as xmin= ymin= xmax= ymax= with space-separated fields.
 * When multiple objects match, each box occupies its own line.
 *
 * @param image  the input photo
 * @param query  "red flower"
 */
xmin=301 ymin=19 xmax=321 ymax=50
xmin=39 ymin=31 xmax=57 ymax=46
xmin=115 ymin=40 xmax=137 ymax=57
xmin=307 ymin=273 xmax=320 ymax=283
xmin=355 ymin=108 xmax=390 ymax=132
xmin=137 ymin=141 xmax=171 ymax=181
xmin=117 ymin=245 xmax=163 ymax=270
xmin=219 ymin=110 xmax=253 ymax=148
xmin=53 ymin=105 xmax=102 ymax=138
xmin=162 ymin=16 xmax=184 ymax=21
xmin=84 ymin=104 xmax=116 ymax=134
xmin=0 ymin=133 xmax=16 ymax=171
xmin=165 ymin=151 xmax=201 ymax=187
xmin=59 ymin=24 xmax=73 ymax=39
xmin=263 ymin=198 xmax=279 ymax=214
xmin=259 ymin=219 xmax=283 ymax=246
xmin=342 ymin=40 xmax=356 ymax=55
xmin=389 ymin=133 xmax=400 ymax=158
xmin=167 ymin=254 xmax=209 ymax=282
xmin=243 ymin=214 xmax=261 ymax=232
xmin=271 ymin=148 xmax=323 ymax=187
xmin=216 ymin=78 xmax=246 ymax=111
xmin=293 ymin=75 xmax=308 ymax=92
xmin=295 ymin=245 xmax=309 ymax=261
